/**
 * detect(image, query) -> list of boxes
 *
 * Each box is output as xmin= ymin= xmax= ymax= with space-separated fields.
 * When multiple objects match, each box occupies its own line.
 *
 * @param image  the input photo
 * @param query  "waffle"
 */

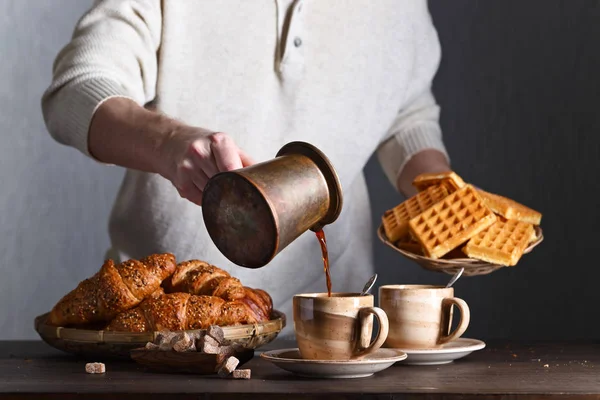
xmin=477 ymin=189 xmax=542 ymax=225
xmin=408 ymin=185 xmax=497 ymax=259
xmin=382 ymin=185 xmax=449 ymax=242
xmin=396 ymin=237 xmax=469 ymax=259
xmin=463 ymin=218 xmax=535 ymax=266
xmin=412 ymin=171 xmax=466 ymax=193
xmin=395 ymin=237 xmax=424 ymax=255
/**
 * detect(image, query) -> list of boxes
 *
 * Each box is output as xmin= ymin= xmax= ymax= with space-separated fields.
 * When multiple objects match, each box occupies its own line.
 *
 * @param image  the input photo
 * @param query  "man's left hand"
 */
xmin=396 ymin=149 xmax=451 ymax=198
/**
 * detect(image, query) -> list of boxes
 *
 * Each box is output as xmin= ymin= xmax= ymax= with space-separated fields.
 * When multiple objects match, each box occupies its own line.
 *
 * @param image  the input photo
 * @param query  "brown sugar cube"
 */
xmin=207 ymin=325 xmax=225 ymax=344
xmin=232 ymin=369 xmax=251 ymax=380
xmin=145 ymin=342 xmax=160 ymax=350
xmin=169 ymin=332 xmax=185 ymax=345
xmin=217 ymin=356 xmax=239 ymax=377
xmin=201 ymin=341 xmax=220 ymax=354
xmin=156 ymin=330 xmax=178 ymax=351
xmin=203 ymin=335 xmax=220 ymax=347
xmin=85 ymin=362 xmax=105 ymax=374
xmin=194 ymin=332 xmax=205 ymax=350
xmin=168 ymin=332 xmax=187 ymax=349
xmin=173 ymin=332 xmax=196 ymax=353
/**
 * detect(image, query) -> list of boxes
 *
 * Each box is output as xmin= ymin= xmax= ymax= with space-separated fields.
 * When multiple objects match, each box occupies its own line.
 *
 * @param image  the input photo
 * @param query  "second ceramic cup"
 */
xmin=379 ymin=285 xmax=470 ymax=349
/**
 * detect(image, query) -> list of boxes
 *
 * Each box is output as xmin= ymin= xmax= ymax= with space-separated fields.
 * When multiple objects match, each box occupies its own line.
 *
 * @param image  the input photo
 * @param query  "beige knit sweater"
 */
xmin=42 ymin=0 xmax=448 ymax=338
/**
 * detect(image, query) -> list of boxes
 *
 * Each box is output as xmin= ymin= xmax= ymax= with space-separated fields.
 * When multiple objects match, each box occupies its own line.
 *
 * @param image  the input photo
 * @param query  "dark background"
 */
xmin=366 ymin=0 xmax=600 ymax=340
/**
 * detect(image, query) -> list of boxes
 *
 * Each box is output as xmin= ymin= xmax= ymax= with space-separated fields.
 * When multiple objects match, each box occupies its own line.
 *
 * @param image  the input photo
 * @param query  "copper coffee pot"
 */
xmin=202 ymin=141 xmax=343 ymax=268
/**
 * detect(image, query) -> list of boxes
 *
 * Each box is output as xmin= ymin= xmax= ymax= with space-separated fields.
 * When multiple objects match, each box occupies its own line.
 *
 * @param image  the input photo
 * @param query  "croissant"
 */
xmin=165 ymin=260 xmax=273 ymax=321
xmin=48 ymin=253 xmax=176 ymax=327
xmin=106 ymin=293 xmax=258 ymax=332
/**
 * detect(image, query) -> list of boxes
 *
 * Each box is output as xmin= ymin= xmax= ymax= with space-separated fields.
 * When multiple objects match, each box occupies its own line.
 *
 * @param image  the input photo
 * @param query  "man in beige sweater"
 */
xmin=42 ymin=0 xmax=451 ymax=338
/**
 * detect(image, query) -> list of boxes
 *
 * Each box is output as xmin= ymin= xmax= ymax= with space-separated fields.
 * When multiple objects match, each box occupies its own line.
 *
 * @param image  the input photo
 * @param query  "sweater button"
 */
xmin=293 ymin=37 xmax=302 ymax=47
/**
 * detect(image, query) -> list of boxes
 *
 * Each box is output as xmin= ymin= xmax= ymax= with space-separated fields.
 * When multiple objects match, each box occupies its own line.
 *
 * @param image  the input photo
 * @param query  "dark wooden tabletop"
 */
xmin=0 ymin=340 xmax=598 ymax=399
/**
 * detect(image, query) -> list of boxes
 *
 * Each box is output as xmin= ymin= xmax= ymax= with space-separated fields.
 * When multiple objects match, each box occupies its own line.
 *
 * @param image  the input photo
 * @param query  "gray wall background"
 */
xmin=0 ymin=0 xmax=120 ymax=339
xmin=1 ymin=1 xmax=598 ymax=340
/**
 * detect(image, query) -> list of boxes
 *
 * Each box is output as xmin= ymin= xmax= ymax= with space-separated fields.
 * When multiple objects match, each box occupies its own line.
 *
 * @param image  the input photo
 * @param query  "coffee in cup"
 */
xmin=379 ymin=285 xmax=470 ymax=349
xmin=293 ymin=293 xmax=389 ymax=360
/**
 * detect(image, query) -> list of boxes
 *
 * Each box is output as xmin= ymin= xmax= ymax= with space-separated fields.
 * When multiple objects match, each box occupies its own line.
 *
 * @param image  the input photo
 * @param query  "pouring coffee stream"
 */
xmin=315 ymin=229 xmax=332 ymax=297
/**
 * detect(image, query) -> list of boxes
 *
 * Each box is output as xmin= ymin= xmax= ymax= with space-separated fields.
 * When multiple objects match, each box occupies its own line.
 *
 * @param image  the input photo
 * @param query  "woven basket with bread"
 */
xmin=35 ymin=254 xmax=284 ymax=359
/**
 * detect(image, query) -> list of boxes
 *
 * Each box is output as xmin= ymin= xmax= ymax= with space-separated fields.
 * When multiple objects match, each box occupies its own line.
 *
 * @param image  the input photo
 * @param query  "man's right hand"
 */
xmin=88 ymin=97 xmax=254 ymax=206
xmin=157 ymin=128 xmax=254 ymax=205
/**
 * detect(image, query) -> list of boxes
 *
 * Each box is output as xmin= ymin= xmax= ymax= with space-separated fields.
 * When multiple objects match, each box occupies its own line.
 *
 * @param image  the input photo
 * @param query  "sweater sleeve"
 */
xmin=376 ymin=4 xmax=450 ymax=190
xmin=41 ymin=0 xmax=162 ymax=159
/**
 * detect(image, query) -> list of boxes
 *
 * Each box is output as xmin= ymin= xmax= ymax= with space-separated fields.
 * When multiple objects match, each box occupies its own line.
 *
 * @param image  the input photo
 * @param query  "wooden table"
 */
xmin=0 ymin=340 xmax=598 ymax=399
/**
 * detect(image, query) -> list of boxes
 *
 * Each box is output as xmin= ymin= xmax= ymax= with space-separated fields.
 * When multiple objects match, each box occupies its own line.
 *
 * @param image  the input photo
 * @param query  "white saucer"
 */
xmin=260 ymin=348 xmax=407 ymax=379
xmin=392 ymin=338 xmax=486 ymax=366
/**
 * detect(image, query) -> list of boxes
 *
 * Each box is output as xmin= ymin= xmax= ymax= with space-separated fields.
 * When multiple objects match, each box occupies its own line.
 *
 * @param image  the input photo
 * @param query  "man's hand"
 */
xmin=89 ymin=97 xmax=254 ymax=206
xmin=157 ymin=129 xmax=254 ymax=205
xmin=396 ymin=149 xmax=450 ymax=198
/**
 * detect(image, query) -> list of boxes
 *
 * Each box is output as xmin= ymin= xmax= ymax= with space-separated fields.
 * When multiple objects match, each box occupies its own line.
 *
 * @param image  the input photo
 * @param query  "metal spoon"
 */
xmin=446 ymin=267 xmax=464 ymax=288
xmin=360 ymin=274 xmax=378 ymax=296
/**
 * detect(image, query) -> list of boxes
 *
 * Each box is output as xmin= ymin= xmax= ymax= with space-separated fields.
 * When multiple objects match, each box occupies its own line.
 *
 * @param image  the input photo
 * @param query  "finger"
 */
xmin=190 ymin=139 xmax=220 ymax=178
xmin=177 ymin=181 xmax=204 ymax=206
xmin=239 ymin=149 xmax=256 ymax=167
xmin=210 ymin=132 xmax=243 ymax=172
xmin=176 ymin=160 xmax=205 ymax=206
xmin=182 ymin=159 xmax=210 ymax=191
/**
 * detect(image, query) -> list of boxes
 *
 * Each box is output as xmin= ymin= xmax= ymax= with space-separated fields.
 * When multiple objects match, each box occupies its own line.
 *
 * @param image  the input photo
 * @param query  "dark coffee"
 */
xmin=315 ymin=229 xmax=332 ymax=297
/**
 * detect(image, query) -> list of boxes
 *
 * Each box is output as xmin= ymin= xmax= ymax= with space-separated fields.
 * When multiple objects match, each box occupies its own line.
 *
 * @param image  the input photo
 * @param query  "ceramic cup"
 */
xmin=379 ymin=285 xmax=470 ymax=349
xmin=293 ymin=293 xmax=389 ymax=360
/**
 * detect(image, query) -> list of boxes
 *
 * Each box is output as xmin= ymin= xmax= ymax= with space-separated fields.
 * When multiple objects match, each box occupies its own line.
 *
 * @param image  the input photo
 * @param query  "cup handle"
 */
xmin=354 ymin=306 xmax=389 ymax=358
xmin=439 ymin=297 xmax=470 ymax=345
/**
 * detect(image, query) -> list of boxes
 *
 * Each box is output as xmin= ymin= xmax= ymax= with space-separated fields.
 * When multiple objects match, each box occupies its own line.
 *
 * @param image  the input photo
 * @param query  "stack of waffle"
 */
xmin=382 ymin=172 xmax=542 ymax=267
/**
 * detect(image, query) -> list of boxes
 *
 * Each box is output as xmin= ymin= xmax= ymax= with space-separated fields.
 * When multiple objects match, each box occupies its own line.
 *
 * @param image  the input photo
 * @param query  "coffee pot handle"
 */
xmin=355 ymin=307 xmax=389 ymax=358
xmin=439 ymin=297 xmax=471 ymax=344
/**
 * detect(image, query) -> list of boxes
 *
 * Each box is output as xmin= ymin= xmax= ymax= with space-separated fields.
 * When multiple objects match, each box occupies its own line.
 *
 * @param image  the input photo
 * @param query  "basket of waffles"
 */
xmin=378 ymin=171 xmax=543 ymax=277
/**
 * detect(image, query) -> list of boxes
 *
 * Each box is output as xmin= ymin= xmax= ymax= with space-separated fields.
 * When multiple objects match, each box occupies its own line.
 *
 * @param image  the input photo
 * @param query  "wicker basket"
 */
xmin=377 ymin=224 xmax=544 ymax=277
xmin=34 ymin=310 xmax=286 ymax=359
